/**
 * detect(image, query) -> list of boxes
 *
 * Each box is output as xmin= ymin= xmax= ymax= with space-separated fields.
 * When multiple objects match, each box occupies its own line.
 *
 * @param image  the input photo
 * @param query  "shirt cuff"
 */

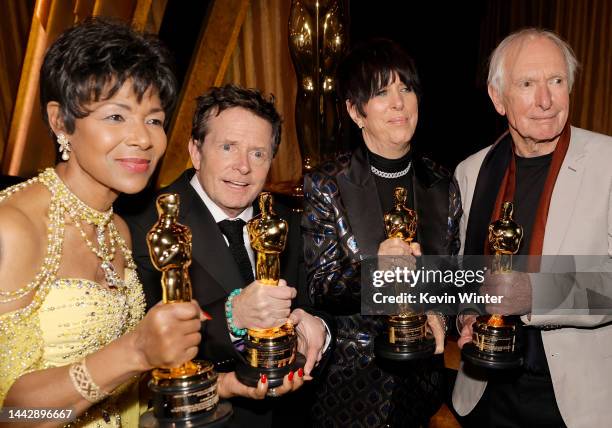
xmin=315 ymin=316 xmax=332 ymax=354
xmin=229 ymin=331 xmax=241 ymax=343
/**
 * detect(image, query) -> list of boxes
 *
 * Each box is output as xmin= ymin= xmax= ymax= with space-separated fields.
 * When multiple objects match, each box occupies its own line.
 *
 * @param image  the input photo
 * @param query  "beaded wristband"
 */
xmin=68 ymin=358 xmax=110 ymax=403
xmin=427 ymin=311 xmax=448 ymax=334
xmin=225 ymin=288 xmax=247 ymax=337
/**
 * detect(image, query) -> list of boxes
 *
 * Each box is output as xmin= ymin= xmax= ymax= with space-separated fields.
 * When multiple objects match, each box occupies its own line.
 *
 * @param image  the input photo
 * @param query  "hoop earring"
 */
xmin=58 ymin=134 xmax=71 ymax=161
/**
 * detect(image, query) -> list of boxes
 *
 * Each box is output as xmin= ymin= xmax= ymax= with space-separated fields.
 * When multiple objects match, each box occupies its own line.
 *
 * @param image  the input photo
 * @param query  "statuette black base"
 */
xmin=374 ymin=334 xmax=436 ymax=361
xmin=236 ymin=352 xmax=306 ymax=388
xmin=461 ymin=315 xmax=523 ymax=370
xmin=139 ymin=401 xmax=232 ymax=428
xmin=148 ymin=360 xmax=230 ymax=426
xmin=374 ymin=313 xmax=436 ymax=361
xmin=462 ymin=342 xmax=523 ymax=370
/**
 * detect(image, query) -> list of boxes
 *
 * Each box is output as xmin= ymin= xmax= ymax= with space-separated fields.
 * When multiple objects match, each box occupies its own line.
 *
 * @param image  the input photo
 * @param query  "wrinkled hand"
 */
xmin=426 ymin=313 xmax=446 ymax=354
xmin=481 ymin=271 xmax=532 ymax=315
xmin=377 ymin=239 xmax=421 ymax=272
xmin=457 ymin=313 xmax=478 ymax=350
xmin=217 ymin=370 xmax=305 ymax=399
xmin=378 ymin=238 xmax=421 ymax=257
xmin=233 ymin=279 xmax=296 ymax=330
xmin=132 ymin=300 xmax=204 ymax=371
xmin=289 ymin=309 xmax=327 ymax=380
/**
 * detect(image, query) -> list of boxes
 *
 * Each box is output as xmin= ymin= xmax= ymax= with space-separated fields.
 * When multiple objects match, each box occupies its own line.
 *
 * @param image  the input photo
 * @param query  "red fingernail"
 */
xmin=297 ymin=368 xmax=304 ymax=378
xmin=288 ymin=370 xmax=294 ymax=381
xmin=201 ymin=310 xmax=212 ymax=320
xmin=261 ymin=374 xmax=267 ymax=384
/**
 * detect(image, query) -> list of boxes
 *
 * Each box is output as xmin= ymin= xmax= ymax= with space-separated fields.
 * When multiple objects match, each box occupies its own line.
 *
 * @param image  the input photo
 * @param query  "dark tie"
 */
xmin=217 ymin=219 xmax=255 ymax=285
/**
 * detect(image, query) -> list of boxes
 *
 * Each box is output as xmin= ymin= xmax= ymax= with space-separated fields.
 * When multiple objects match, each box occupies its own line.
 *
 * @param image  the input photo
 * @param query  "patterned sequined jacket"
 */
xmin=303 ymin=145 xmax=458 ymax=313
xmin=302 ymin=145 xmax=461 ymax=426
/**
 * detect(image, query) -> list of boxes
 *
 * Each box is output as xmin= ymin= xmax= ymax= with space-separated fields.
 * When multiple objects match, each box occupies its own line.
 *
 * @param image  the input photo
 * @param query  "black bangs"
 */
xmin=40 ymin=17 xmax=177 ymax=134
xmin=368 ymin=67 xmax=417 ymax=98
xmin=337 ymin=38 xmax=421 ymax=117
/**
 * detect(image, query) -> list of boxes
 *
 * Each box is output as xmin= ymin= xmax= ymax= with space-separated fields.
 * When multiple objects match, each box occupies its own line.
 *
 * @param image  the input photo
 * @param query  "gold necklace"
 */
xmin=48 ymin=170 xmax=127 ymax=288
xmin=0 ymin=169 xmax=135 ymax=303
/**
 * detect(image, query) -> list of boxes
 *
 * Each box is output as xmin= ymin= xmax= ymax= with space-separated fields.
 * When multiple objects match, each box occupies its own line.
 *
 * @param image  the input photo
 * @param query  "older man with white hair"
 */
xmin=451 ymin=28 xmax=612 ymax=427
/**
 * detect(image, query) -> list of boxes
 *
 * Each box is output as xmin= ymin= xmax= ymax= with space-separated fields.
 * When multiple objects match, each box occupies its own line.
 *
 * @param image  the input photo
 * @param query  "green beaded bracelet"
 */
xmin=225 ymin=288 xmax=247 ymax=337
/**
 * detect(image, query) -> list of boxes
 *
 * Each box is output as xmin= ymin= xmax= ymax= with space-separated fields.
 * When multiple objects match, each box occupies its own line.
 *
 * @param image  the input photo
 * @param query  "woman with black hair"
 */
xmin=302 ymin=39 xmax=459 ymax=427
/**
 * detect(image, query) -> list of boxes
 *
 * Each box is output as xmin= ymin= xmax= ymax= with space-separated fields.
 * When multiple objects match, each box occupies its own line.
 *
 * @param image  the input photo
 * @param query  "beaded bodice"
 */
xmin=39 ymin=274 xmax=145 ymax=368
xmin=0 ymin=169 xmax=146 ymax=426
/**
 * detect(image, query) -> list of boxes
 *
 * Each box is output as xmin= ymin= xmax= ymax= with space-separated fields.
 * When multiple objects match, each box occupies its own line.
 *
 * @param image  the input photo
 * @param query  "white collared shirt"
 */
xmin=190 ymin=173 xmax=256 ymax=278
xmin=190 ymin=172 xmax=331 ymax=353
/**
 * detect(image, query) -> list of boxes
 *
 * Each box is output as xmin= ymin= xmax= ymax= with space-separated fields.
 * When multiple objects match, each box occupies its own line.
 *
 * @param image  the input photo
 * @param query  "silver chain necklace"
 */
xmin=370 ymin=161 xmax=412 ymax=179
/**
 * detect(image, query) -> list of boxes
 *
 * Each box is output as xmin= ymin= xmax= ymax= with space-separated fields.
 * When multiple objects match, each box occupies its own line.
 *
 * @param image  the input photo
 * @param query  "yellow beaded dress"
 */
xmin=0 ymin=169 xmax=146 ymax=427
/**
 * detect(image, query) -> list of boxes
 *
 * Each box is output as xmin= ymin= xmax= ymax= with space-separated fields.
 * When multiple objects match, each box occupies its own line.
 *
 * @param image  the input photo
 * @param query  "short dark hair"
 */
xmin=191 ymin=84 xmax=282 ymax=156
xmin=336 ymin=39 xmax=421 ymax=117
xmin=40 ymin=17 xmax=177 ymax=135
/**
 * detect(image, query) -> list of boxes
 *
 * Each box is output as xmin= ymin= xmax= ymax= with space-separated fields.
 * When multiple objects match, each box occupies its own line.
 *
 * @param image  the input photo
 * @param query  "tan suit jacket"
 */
xmin=452 ymin=127 xmax=612 ymax=427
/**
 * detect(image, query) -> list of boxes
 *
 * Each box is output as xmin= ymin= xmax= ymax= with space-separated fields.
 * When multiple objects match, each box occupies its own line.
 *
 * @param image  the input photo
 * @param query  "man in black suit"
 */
xmin=126 ymin=84 xmax=330 ymax=427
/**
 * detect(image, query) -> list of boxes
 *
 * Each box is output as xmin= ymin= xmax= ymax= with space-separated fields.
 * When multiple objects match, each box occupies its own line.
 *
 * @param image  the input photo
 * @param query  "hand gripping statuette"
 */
xmin=235 ymin=192 xmax=306 ymax=387
xmin=144 ymin=194 xmax=231 ymax=427
xmin=462 ymin=201 xmax=524 ymax=370
xmin=374 ymin=187 xmax=436 ymax=361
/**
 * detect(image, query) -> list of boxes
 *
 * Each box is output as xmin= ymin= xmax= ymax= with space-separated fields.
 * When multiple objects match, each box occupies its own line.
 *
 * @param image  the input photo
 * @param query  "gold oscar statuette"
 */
xmin=374 ymin=187 xmax=436 ymax=361
xmin=235 ymin=192 xmax=306 ymax=387
xmin=461 ymin=201 xmax=524 ymax=370
xmin=143 ymin=194 xmax=232 ymax=427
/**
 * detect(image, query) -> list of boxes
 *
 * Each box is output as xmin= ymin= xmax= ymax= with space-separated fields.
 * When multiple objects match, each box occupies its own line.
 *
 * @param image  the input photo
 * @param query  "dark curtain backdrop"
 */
xmin=478 ymin=0 xmax=611 ymax=153
xmin=1 ymin=0 xmax=610 ymax=179
xmin=350 ymin=0 xmax=611 ymax=169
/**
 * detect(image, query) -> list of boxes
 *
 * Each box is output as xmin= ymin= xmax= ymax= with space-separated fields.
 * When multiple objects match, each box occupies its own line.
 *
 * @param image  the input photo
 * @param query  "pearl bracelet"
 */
xmin=427 ymin=312 xmax=448 ymax=333
xmin=68 ymin=358 xmax=109 ymax=403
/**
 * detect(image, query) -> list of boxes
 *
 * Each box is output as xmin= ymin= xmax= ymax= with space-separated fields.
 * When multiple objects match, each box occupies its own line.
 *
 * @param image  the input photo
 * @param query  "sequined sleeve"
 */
xmin=0 ymin=299 xmax=45 ymax=405
xmin=302 ymin=172 xmax=362 ymax=312
xmin=0 ymin=178 xmax=48 ymax=405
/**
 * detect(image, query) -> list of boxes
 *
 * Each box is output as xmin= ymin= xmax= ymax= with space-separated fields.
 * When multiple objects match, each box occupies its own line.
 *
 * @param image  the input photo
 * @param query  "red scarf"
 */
xmin=486 ymin=122 xmax=571 ymax=257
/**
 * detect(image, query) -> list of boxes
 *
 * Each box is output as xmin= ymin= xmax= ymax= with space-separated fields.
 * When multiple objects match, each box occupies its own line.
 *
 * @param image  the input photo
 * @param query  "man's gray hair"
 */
xmin=488 ymin=28 xmax=579 ymax=94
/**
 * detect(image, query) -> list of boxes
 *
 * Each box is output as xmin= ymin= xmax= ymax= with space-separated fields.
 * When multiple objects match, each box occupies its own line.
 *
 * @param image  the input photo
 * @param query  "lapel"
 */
xmin=337 ymin=145 xmax=385 ymax=258
xmin=543 ymin=127 xmax=586 ymax=255
xmin=175 ymin=171 xmax=245 ymax=296
xmin=411 ymin=156 xmax=447 ymax=253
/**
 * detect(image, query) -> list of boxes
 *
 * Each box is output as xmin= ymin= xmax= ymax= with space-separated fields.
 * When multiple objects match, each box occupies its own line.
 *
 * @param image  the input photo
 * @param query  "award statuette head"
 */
xmin=488 ymin=201 xmax=523 ymax=257
xmin=144 ymin=193 xmax=232 ymax=426
xmin=375 ymin=187 xmax=436 ymax=361
xmin=247 ymin=192 xmax=288 ymax=285
xmin=461 ymin=200 xmax=525 ymax=370
xmin=384 ymin=187 xmax=417 ymax=242
xmin=236 ymin=192 xmax=306 ymax=388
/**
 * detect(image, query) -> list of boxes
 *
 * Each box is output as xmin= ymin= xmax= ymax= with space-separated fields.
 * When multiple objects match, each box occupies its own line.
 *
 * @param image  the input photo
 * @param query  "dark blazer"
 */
xmin=126 ymin=169 xmax=326 ymax=428
xmin=302 ymin=145 xmax=453 ymax=426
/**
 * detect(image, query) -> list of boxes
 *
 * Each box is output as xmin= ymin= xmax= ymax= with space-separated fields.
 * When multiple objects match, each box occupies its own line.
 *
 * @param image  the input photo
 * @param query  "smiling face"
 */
xmin=49 ymin=80 xmax=167 ymax=206
xmin=188 ymin=107 xmax=274 ymax=218
xmin=348 ymin=74 xmax=418 ymax=159
xmin=489 ymin=36 xmax=570 ymax=148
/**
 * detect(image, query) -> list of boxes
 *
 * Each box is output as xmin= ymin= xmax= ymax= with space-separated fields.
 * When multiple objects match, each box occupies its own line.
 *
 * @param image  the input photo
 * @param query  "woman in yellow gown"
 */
xmin=0 ymin=18 xmax=274 ymax=427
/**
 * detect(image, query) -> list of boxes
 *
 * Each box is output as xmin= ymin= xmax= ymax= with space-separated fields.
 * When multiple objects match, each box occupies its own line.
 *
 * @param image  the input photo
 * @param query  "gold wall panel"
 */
xmin=156 ymin=0 xmax=251 ymax=187
xmin=2 ymin=0 xmax=165 ymax=177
